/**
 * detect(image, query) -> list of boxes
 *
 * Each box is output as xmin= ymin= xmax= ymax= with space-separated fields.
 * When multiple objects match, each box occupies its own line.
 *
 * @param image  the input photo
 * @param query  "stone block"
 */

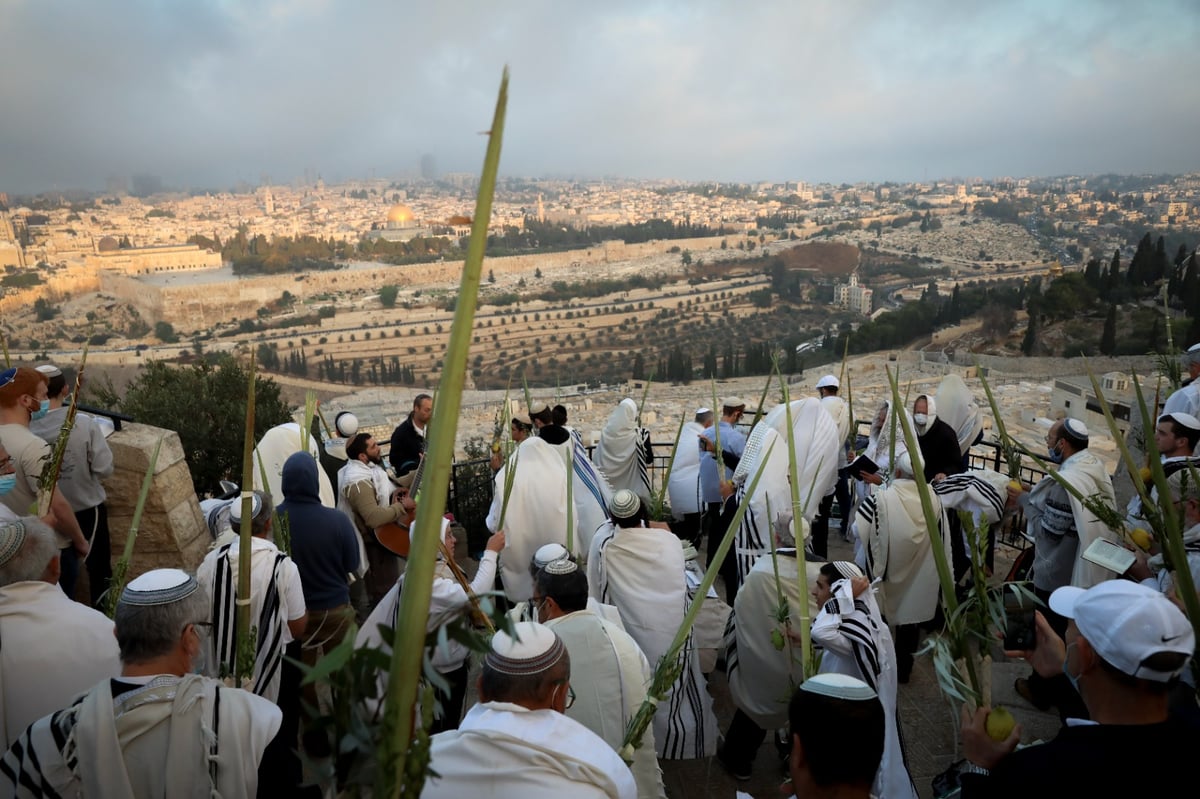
xmin=105 ymin=423 xmax=186 ymax=476
xmin=104 ymin=460 xmax=197 ymax=514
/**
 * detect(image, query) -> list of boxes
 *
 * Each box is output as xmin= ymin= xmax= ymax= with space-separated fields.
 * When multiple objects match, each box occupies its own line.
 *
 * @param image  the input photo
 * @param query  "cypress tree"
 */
xmin=1100 ymin=305 xmax=1117 ymax=355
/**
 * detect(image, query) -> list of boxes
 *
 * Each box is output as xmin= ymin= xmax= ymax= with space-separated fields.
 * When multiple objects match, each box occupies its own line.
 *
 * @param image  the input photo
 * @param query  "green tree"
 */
xmin=1099 ymin=305 xmax=1117 ymax=355
xmin=379 ymin=284 xmax=400 ymax=308
xmin=92 ymin=356 xmax=291 ymax=493
xmin=681 ymin=250 xmax=693 ymax=266
xmin=154 ymin=321 xmax=178 ymax=343
xmin=1021 ymin=307 xmax=1039 ymax=356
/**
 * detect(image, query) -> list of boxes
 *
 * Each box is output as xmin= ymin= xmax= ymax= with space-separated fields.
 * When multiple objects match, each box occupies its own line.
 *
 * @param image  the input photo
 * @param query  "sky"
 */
xmin=2 ymin=0 xmax=1198 ymax=194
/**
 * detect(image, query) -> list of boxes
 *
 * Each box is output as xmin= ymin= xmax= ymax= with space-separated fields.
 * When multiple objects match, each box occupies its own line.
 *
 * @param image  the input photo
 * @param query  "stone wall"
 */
xmin=103 ymin=422 xmax=209 ymax=578
xmin=0 ymin=264 xmax=100 ymax=314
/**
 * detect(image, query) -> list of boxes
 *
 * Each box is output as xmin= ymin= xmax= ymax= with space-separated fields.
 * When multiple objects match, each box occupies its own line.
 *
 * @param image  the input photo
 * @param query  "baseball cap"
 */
xmin=1049 ymin=581 xmax=1194 ymax=682
xmin=815 ymin=374 xmax=839 ymax=390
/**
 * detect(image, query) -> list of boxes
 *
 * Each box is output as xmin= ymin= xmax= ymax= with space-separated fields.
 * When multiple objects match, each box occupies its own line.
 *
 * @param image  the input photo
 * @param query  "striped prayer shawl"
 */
xmin=819 ymin=597 xmax=882 ymax=693
xmin=931 ymin=472 xmax=1007 ymax=525
xmin=0 ymin=697 xmax=82 ymax=797
xmin=211 ymin=542 xmax=288 ymax=700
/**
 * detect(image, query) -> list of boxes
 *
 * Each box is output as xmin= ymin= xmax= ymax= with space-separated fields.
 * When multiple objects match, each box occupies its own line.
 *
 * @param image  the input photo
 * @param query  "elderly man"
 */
xmin=0 ymin=568 xmax=282 ymax=797
xmin=594 ymin=397 xmax=654 ymax=506
xmin=534 ymin=559 xmax=665 ymax=799
xmin=487 ymin=412 xmax=575 ymax=601
xmin=197 ymin=490 xmax=307 ymax=702
xmin=589 ymin=489 xmax=717 ymax=760
xmin=389 ymin=393 xmax=432 ymax=477
xmin=1010 ymin=417 xmax=1117 ymax=711
xmin=29 ymin=363 xmax=115 ymax=607
xmin=959 ymin=580 xmax=1199 ymax=796
xmin=855 ymin=450 xmax=951 ymax=683
xmin=0 ymin=367 xmax=89 ymax=597
xmin=422 ymin=621 xmax=637 ymax=799
xmin=337 ymin=432 xmax=410 ymax=616
xmin=0 ymin=518 xmax=121 ymax=749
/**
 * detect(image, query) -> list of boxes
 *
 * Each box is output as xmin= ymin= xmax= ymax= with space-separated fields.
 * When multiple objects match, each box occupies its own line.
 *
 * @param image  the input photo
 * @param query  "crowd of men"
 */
xmin=0 ymin=342 xmax=1199 ymax=797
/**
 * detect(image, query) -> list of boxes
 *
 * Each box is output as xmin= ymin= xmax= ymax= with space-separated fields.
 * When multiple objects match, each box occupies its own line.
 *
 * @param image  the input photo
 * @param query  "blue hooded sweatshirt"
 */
xmin=279 ymin=450 xmax=361 ymax=611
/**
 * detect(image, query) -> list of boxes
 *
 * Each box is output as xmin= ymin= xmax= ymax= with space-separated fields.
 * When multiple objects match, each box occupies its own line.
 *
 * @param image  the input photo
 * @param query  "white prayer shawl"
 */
xmin=667 ymin=421 xmax=705 ymax=516
xmin=0 ymin=581 xmax=122 ymax=749
xmin=336 ymin=458 xmax=393 ymax=577
xmin=544 ymin=610 xmax=666 ymax=799
xmin=936 ymin=374 xmax=984 ymax=457
xmin=550 ymin=436 xmax=615 ymax=563
xmin=932 ymin=468 xmax=1011 ymax=527
xmin=725 ymin=550 xmax=822 ymax=729
xmin=1145 ymin=521 xmax=1200 ymax=598
xmin=856 ymin=479 xmax=950 ymax=625
xmin=589 ymin=523 xmax=717 ymax=760
xmin=487 ymin=437 xmax=575 ymax=601
xmin=812 ymin=579 xmax=916 ymax=799
xmin=253 ymin=422 xmax=335 ymax=508
xmin=508 ymin=595 xmax=628 ymax=631
xmin=198 ymin=537 xmax=306 ymax=702
xmin=1055 ymin=450 xmax=1119 ymax=588
xmin=864 ymin=401 xmax=911 ymax=482
xmin=422 ymin=702 xmax=638 ymax=799
xmin=0 ymin=674 xmax=281 ymax=799
xmin=819 ymin=395 xmax=851 ymax=470
xmin=1163 ymin=382 xmax=1200 ymax=421
xmin=730 ymin=399 xmax=840 ymax=581
xmin=594 ymin=398 xmax=653 ymax=506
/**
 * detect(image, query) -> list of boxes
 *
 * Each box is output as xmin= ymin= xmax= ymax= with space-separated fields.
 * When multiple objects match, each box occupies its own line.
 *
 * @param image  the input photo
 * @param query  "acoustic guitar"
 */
xmin=374 ymin=439 xmax=425 ymax=557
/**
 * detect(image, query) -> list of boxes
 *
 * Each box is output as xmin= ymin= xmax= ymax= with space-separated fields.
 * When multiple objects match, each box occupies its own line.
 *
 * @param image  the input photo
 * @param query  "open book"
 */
xmin=845 ymin=453 xmax=880 ymax=480
xmin=1081 ymin=537 xmax=1136 ymax=575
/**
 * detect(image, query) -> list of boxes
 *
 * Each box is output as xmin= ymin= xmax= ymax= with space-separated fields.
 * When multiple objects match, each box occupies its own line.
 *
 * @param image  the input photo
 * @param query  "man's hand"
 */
xmin=932 ymin=472 xmax=947 ymax=483
xmin=486 ymin=529 xmax=506 ymax=553
xmin=1003 ymin=610 xmax=1064 ymax=679
xmin=960 ymin=704 xmax=1021 ymax=771
xmin=850 ymin=575 xmax=870 ymax=597
xmin=718 ymin=480 xmax=735 ymax=500
xmin=1126 ymin=549 xmax=1154 ymax=581
xmin=74 ymin=539 xmax=90 ymax=558
xmin=489 ymin=451 xmax=503 ymax=472
xmin=861 ymin=472 xmax=883 ymax=486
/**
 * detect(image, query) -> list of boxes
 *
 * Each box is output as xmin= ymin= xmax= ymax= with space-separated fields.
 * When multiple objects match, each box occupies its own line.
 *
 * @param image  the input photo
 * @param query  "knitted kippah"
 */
xmin=121 ymin=569 xmax=199 ymax=606
xmin=485 ymin=622 xmax=565 ymax=676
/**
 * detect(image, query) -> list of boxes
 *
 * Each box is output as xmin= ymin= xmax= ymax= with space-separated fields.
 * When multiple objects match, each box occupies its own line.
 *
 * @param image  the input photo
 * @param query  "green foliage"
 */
xmin=1 ymin=271 xmax=43 ymax=289
xmin=379 ymin=284 xmax=400 ymax=308
xmin=153 ymin=321 xmax=178 ymax=343
xmin=92 ymin=355 xmax=291 ymax=493
xmin=33 ymin=297 xmax=57 ymax=321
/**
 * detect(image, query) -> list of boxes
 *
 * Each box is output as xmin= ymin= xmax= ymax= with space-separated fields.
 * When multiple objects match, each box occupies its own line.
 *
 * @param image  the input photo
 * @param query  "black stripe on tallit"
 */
xmin=736 ymin=503 xmax=769 ymax=582
xmin=211 ymin=543 xmax=238 ymax=676
xmin=252 ymin=553 xmax=288 ymax=697
xmin=933 ymin=473 xmax=1004 ymax=521
xmin=14 ymin=733 xmax=62 ymax=799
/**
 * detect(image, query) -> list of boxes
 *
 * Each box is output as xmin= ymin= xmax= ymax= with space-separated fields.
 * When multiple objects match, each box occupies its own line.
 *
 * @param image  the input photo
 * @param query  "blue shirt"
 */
xmin=698 ymin=421 xmax=746 ymax=504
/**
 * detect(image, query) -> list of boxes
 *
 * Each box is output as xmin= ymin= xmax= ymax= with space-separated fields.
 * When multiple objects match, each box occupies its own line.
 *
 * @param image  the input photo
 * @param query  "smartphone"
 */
xmin=1002 ymin=587 xmax=1036 ymax=650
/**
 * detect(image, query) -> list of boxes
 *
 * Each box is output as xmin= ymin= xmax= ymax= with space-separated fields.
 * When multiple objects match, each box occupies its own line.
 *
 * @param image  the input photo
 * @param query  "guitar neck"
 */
xmin=409 ymin=438 xmax=428 ymax=500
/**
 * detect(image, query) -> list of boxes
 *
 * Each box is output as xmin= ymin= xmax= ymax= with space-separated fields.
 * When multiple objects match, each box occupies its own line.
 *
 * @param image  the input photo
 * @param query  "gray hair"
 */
xmin=1167 ymin=468 xmax=1200 ymax=505
xmin=0 ymin=517 xmax=59 ymax=587
xmin=478 ymin=647 xmax=570 ymax=705
xmin=1181 ymin=347 xmax=1200 ymax=372
xmin=115 ymin=582 xmax=208 ymax=665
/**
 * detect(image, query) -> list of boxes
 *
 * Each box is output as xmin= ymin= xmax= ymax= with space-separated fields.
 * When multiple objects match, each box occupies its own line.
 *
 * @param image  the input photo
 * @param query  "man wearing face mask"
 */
xmin=957 ymin=580 xmax=1199 ymax=796
xmin=1008 ymin=417 xmax=1117 ymax=713
xmin=0 ymin=367 xmax=89 ymax=598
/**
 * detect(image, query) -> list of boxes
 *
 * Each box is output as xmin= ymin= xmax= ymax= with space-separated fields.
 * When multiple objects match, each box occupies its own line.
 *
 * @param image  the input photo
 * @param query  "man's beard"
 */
xmin=369 ymin=455 xmax=384 ymax=467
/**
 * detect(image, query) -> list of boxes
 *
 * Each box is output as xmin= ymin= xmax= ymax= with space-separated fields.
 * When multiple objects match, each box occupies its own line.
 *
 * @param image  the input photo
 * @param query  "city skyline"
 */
xmin=2 ymin=0 xmax=1198 ymax=194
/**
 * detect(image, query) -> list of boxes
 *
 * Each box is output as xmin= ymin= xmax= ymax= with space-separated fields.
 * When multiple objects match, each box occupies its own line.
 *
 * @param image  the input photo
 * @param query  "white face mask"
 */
xmin=913 ymin=413 xmax=928 ymax=426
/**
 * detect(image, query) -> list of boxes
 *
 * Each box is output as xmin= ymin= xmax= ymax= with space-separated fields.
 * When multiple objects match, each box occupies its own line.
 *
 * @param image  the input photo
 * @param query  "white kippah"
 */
xmin=35 ymin=364 xmax=63 ymax=379
xmin=543 ymin=558 xmax=578 ymax=576
xmin=0 ymin=521 xmax=28 ymax=567
xmin=815 ymin=374 xmax=839 ymax=390
xmin=335 ymin=411 xmax=359 ymax=438
xmin=486 ymin=622 xmax=565 ymax=676
xmin=533 ymin=543 xmax=569 ymax=568
xmin=1063 ymin=418 xmax=1088 ymax=439
xmin=696 ymin=407 xmax=711 ymax=416
xmin=1188 ymin=342 xmax=1200 ymax=353
xmin=229 ymin=492 xmax=265 ymax=524
xmin=529 ymin=400 xmax=549 ymax=416
xmin=610 ymin=489 xmax=641 ymax=519
xmin=121 ymin=568 xmax=199 ymax=606
xmin=800 ymin=672 xmax=877 ymax=701
xmin=1160 ymin=412 xmax=1200 ymax=433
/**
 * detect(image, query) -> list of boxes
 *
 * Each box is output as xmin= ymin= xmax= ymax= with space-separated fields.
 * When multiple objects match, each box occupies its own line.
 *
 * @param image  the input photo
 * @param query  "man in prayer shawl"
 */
xmin=935 ymin=373 xmax=985 ymax=469
xmin=336 ymin=432 xmax=409 ymax=617
xmin=1130 ymin=468 xmax=1200 ymax=608
xmin=423 ymin=621 xmax=637 ymax=799
xmin=253 ymin=421 xmax=336 ymax=507
xmin=1163 ymin=343 xmax=1200 ymax=436
xmin=811 ymin=375 xmax=852 ymax=558
xmin=588 ymin=490 xmax=717 ymax=760
xmin=811 ymin=561 xmax=915 ymax=799
xmin=725 ymin=398 xmax=840 ymax=586
xmin=534 ymin=400 xmax=615 ymax=561
xmin=357 ymin=519 xmax=503 ymax=731
xmin=197 ymin=490 xmax=307 ymax=703
xmin=594 ymin=398 xmax=654 ymax=506
xmin=0 ymin=569 xmax=282 ymax=798
xmin=913 ymin=393 xmax=969 ymax=579
xmin=0 ymin=517 xmax=121 ymax=750
xmin=554 ymin=403 xmax=585 ymax=447
xmin=508 ymin=543 xmax=626 ymax=629
xmin=487 ymin=412 xmax=576 ymax=601
xmin=1125 ymin=412 xmax=1200 ymax=530
xmin=669 ymin=408 xmax=711 ymax=546
xmin=854 ymin=450 xmax=950 ymax=683
xmin=534 ymin=559 xmax=666 ymax=799
xmin=786 ymin=674 xmax=886 ymax=799
xmin=719 ymin=510 xmax=822 ymax=781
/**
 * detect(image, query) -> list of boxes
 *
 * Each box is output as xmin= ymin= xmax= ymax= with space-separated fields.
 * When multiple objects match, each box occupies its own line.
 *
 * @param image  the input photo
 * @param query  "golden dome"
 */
xmin=387 ymin=204 xmax=415 ymax=224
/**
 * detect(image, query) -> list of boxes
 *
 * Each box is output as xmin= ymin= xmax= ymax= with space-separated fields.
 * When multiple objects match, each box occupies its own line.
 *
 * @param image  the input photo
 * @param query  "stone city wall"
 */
xmin=0 ymin=264 xmax=100 ymax=314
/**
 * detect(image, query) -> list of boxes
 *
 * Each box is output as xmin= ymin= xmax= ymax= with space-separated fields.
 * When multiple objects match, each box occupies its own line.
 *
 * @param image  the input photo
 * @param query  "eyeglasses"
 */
xmin=560 ymin=683 xmax=576 ymax=709
xmin=0 ymin=457 xmax=12 ymax=472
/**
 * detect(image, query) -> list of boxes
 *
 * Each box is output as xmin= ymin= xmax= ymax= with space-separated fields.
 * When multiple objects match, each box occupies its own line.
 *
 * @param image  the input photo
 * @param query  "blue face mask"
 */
xmin=1047 ymin=442 xmax=1064 ymax=465
xmin=0 ymin=474 xmax=15 ymax=496
xmin=29 ymin=398 xmax=50 ymax=421
xmin=1062 ymin=642 xmax=1080 ymax=694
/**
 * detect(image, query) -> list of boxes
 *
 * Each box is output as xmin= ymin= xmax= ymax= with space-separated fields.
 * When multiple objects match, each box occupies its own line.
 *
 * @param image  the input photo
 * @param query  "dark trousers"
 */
xmin=671 ymin=511 xmax=703 ymax=547
xmin=719 ymin=708 xmax=768 ymax=771
xmin=430 ymin=663 xmax=471 ymax=734
xmin=947 ymin=510 xmax=970 ymax=583
xmin=896 ymin=623 xmax=920 ymax=682
xmin=811 ymin=493 xmax=835 ymax=559
xmin=75 ymin=503 xmax=111 ymax=607
xmin=58 ymin=547 xmax=79 ymax=600
xmin=704 ymin=501 xmax=740 ymax=600
xmin=834 ymin=472 xmax=852 ymax=533
xmin=264 ymin=641 xmax=319 ymax=797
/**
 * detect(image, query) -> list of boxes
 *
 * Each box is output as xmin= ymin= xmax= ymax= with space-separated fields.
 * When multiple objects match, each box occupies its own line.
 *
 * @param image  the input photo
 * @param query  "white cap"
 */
xmin=121 ymin=568 xmax=199 ymax=606
xmin=696 ymin=407 xmax=712 ymax=416
xmin=533 ymin=543 xmax=569 ymax=568
xmin=1159 ymin=412 xmax=1200 ymax=433
xmin=1050 ymin=581 xmax=1194 ymax=682
xmin=229 ymin=492 xmax=266 ymax=524
xmin=816 ymin=374 xmax=839 ymax=390
xmin=610 ymin=489 xmax=641 ymax=519
xmin=800 ymin=672 xmax=877 ymax=701
xmin=529 ymin=400 xmax=549 ymax=416
xmin=485 ymin=622 xmax=565 ymax=676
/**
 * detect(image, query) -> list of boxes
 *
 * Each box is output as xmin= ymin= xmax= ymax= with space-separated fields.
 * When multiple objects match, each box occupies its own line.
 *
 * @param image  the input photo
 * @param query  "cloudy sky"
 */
xmin=2 ymin=0 xmax=1198 ymax=193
